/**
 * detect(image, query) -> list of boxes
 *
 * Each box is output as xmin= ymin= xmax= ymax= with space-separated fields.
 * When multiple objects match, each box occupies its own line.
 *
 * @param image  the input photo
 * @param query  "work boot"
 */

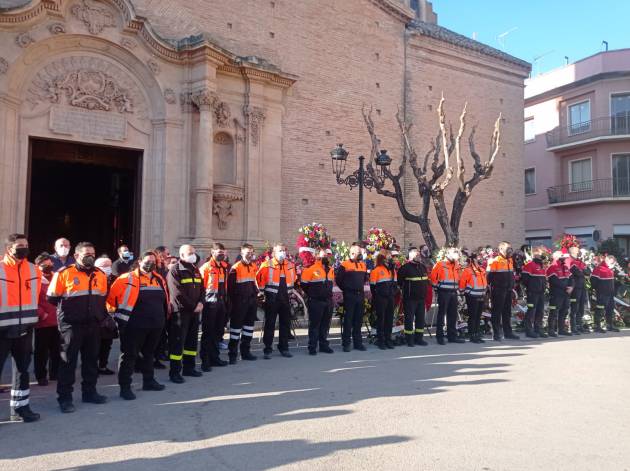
xmin=82 ymin=392 xmax=108 ymax=404
xmin=201 ymin=362 xmax=212 ymax=373
xmin=525 ymin=330 xmax=538 ymax=339
xmin=153 ymin=360 xmax=166 ymax=370
xmin=406 ymin=334 xmax=415 ymax=347
xmin=504 ymin=333 xmax=520 ymax=340
xmin=228 ymin=355 xmax=238 ymax=365
xmin=536 ymin=329 xmax=548 ymax=338
xmin=354 ymin=344 xmax=367 ymax=351
xmin=385 ymin=338 xmax=395 ymax=349
xmin=11 ymin=405 xmax=41 ymax=423
xmin=376 ymin=340 xmax=387 ymax=350
xmin=414 ymin=333 xmax=428 ymax=346
xmin=182 ymin=368 xmax=203 ymax=377
xmin=279 ymin=349 xmax=293 ymax=358
xmin=58 ymin=400 xmax=75 ymax=414
xmin=319 ymin=345 xmax=334 ymax=354
xmin=476 ymin=335 xmax=486 ymax=344
xmin=263 ymin=350 xmax=272 ymax=360
xmin=170 ymin=372 xmax=185 ymax=383
xmin=142 ymin=379 xmax=165 ymax=391
xmin=437 ymin=337 xmax=446 ymax=345
xmin=548 ymin=330 xmax=558 ymax=337
xmin=448 ymin=337 xmax=465 ymax=344
xmin=210 ymin=358 xmax=228 ymax=367
xmin=241 ymin=351 xmax=258 ymax=361
xmin=607 ymin=324 xmax=620 ymax=333
xmin=308 ymin=348 xmax=317 ymax=356
xmin=120 ymin=387 xmax=136 ymax=401
xmin=558 ymin=330 xmax=572 ymax=336
xmin=98 ymin=367 xmax=115 ymax=376
xmin=342 ymin=345 xmax=352 ymax=352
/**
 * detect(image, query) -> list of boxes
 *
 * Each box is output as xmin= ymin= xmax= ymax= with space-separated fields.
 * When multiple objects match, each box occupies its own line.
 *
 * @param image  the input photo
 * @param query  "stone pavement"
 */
xmin=1 ymin=329 xmax=629 ymax=471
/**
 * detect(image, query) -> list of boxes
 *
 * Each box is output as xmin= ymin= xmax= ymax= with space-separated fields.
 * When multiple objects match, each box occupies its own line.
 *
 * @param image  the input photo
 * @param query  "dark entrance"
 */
xmin=27 ymin=138 xmax=142 ymax=259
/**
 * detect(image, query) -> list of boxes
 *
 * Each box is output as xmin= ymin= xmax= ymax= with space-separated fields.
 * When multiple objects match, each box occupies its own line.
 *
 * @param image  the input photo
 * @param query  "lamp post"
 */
xmin=329 ymin=144 xmax=391 ymax=240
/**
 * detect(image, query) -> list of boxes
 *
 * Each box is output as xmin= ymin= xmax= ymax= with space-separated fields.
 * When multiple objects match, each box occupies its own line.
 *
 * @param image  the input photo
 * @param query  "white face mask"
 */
xmin=447 ymin=251 xmax=460 ymax=262
xmin=100 ymin=266 xmax=112 ymax=277
xmin=57 ymin=246 xmax=70 ymax=257
xmin=182 ymin=254 xmax=196 ymax=264
xmin=276 ymin=251 xmax=286 ymax=262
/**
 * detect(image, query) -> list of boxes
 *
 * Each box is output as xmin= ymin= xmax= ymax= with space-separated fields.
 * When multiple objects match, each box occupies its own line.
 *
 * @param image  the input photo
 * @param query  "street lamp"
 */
xmin=329 ymin=144 xmax=389 ymax=240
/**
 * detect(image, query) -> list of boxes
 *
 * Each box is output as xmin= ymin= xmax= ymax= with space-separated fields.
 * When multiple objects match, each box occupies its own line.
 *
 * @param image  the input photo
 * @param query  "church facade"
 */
xmin=0 ymin=0 xmax=530 ymax=256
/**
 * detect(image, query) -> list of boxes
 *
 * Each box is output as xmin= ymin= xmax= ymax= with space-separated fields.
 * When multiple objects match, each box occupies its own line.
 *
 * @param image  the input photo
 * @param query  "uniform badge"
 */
xmin=314 ymin=271 xmax=320 ymax=277
xmin=73 ymin=277 xmax=80 ymax=285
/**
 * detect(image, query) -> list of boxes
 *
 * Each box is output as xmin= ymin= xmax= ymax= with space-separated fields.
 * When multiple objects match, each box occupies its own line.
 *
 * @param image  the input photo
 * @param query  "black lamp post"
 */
xmin=329 ymin=144 xmax=390 ymax=240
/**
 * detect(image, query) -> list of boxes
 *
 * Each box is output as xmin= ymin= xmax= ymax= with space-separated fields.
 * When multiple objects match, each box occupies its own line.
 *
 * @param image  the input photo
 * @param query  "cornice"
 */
xmin=368 ymin=0 xmax=415 ymax=23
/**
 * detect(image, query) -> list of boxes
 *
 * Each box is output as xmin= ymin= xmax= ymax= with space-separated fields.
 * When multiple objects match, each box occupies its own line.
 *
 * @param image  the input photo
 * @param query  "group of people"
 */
xmin=0 ymin=234 xmax=625 ymax=424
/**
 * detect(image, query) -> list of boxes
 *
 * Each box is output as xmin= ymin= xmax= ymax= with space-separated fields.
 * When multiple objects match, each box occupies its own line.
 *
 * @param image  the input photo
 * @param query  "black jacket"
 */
xmin=167 ymin=260 xmax=204 ymax=313
xmin=397 ymin=261 xmax=428 ymax=300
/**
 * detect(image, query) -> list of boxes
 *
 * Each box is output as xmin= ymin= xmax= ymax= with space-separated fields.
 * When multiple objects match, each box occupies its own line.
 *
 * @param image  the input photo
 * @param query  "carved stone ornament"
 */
xmin=163 ymin=88 xmax=176 ymax=104
xmin=48 ymin=23 xmax=66 ymax=35
xmin=0 ymin=58 xmax=8 ymax=75
xmin=214 ymin=101 xmax=231 ymax=127
xmin=15 ymin=33 xmax=34 ymax=48
xmin=179 ymin=91 xmax=194 ymax=113
xmin=213 ymin=132 xmax=232 ymax=145
xmin=212 ymin=184 xmax=244 ymax=230
xmin=245 ymin=105 xmax=266 ymax=146
xmin=191 ymin=89 xmax=218 ymax=110
xmin=147 ymin=59 xmax=160 ymax=75
xmin=26 ymin=57 xmax=149 ymax=120
xmin=71 ymin=0 xmax=116 ymax=35
xmin=120 ymin=38 xmax=137 ymax=49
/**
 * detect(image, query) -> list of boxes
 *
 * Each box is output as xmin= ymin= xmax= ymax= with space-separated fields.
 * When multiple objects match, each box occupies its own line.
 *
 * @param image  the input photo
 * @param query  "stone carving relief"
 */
xmin=147 ymin=59 xmax=160 ymax=75
xmin=213 ymin=132 xmax=231 ymax=145
xmin=214 ymin=101 xmax=231 ymax=127
xmin=191 ymin=89 xmax=218 ymax=109
xmin=245 ymin=106 xmax=266 ymax=146
xmin=0 ymin=58 xmax=8 ymax=75
xmin=71 ymin=0 xmax=116 ymax=35
xmin=26 ymin=56 xmax=148 ymax=120
xmin=48 ymin=23 xmax=66 ymax=35
xmin=163 ymin=88 xmax=176 ymax=104
xmin=15 ymin=33 xmax=34 ymax=48
xmin=212 ymin=184 xmax=244 ymax=231
xmin=179 ymin=91 xmax=194 ymax=113
xmin=120 ymin=38 xmax=137 ymax=49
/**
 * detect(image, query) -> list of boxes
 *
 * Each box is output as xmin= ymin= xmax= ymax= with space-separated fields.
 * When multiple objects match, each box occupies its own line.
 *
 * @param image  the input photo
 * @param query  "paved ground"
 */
xmin=1 ymin=329 xmax=629 ymax=471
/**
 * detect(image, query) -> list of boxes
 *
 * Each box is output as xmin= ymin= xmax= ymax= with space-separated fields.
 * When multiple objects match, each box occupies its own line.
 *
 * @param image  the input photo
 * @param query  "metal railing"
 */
xmin=546 ymin=115 xmax=630 ymax=148
xmin=547 ymin=177 xmax=630 ymax=204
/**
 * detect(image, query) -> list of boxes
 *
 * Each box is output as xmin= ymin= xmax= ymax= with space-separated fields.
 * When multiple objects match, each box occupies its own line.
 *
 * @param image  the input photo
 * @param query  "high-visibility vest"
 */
xmin=0 ymin=255 xmax=41 ymax=330
xmin=107 ymin=269 xmax=169 ymax=321
xmin=231 ymin=260 xmax=258 ymax=284
xmin=459 ymin=266 xmax=487 ymax=297
xmin=430 ymin=261 xmax=460 ymax=290
xmin=256 ymin=259 xmax=297 ymax=294
xmin=369 ymin=265 xmax=396 ymax=285
xmin=200 ymin=258 xmax=229 ymax=299
xmin=488 ymin=256 xmax=514 ymax=273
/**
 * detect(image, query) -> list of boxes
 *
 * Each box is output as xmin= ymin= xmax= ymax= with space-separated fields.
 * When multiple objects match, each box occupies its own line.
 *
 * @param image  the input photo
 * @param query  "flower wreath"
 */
xmin=296 ymin=222 xmax=332 ymax=267
xmin=363 ymin=227 xmax=396 ymax=259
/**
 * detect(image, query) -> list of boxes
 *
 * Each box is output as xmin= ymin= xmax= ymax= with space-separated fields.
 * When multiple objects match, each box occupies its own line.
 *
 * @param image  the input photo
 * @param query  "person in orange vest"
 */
xmin=430 ymin=247 xmax=464 ymax=345
xmin=48 ymin=241 xmax=110 ymax=413
xmin=107 ymin=251 xmax=169 ymax=400
xmin=227 ymin=244 xmax=259 ymax=364
xmin=300 ymin=248 xmax=335 ymax=355
xmin=487 ymin=242 xmax=519 ymax=341
xmin=257 ymin=243 xmax=297 ymax=359
xmin=459 ymin=251 xmax=488 ymax=343
xmin=0 ymin=233 xmax=42 ymax=423
xmin=335 ymin=242 xmax=369 ymax=352
xmin=199 ymin=243 xmax=230 ymax=371
xmin=370 ymin=249 xmax=398 ymax=350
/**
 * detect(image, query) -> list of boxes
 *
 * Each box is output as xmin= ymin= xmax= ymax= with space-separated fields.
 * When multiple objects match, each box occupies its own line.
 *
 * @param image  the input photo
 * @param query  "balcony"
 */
xmin=546 ymin=115 xmax=630 ymax=150
xmin=547 ymin=178 xmax=630 ymax=206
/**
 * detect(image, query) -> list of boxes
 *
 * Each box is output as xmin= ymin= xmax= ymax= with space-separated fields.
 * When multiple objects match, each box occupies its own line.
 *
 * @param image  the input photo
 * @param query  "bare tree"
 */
xmin=362 ymin=94 xmax=502 ymax=251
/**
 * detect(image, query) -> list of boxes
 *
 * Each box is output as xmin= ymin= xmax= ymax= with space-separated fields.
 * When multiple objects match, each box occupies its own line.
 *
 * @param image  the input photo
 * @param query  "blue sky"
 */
xmin=431 ymin=0 xmax=627 ymax=75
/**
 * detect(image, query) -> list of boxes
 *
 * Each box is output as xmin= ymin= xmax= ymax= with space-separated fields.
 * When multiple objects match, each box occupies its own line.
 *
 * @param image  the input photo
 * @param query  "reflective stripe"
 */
xmin=549 ymin=306 xmax=556 ymax=310
xmin=491 ymin=269 xmax=513 ymax=272
xmin=139 ymin=286 xmax=163 ymax=291
xmin=570 ymin=299 xmax=577 ymax=303
xmin=241 ymin=330 xmax=254 ymax=337
xmin=236 ymin=277 xmax=255 ymax=283
xmin=11 ymin=388 xmax=30 ymax=398
xmin=406 ymin=276 xmax=428 ymax=281
xmin=415 ymin=328 xmax=424 ymax=333
xmin=0 ymin=315 xmax=38 ymax=327
xmin=0 ymin=303 xmax=38 ymax=313
xmin=180 ymin=278 xmax=201 ymax=284
xmin=265 ymin=287 xmax=278 ymax=293
xmin=527 ymin=304 xmax=534 ymax=308
xmin=0 ymin=262 xmax=39 ymax=314
xmin=183 ymin=350 xmax=197 ymax=356
xmin=0 ymin=264 xmax=8 ymax=313
xmin=404 ymin=329 xmax=414 ymax=334
xmin=10 ymin=398 xmax=29 ymax=408
xmin=27 ymin=263 xmax=38 ymax=310
xmin=119 ymin=274 xmax=135 ymax=311
xmin=169 ymin=354 xmax=183 ymax=360
xmin=63 ymin=289 xmax=107 ymax=298
xmin=596 ymin=305 xmax=604 ymax=309
xmin=114 ymin=312 xmax=130 ymax=322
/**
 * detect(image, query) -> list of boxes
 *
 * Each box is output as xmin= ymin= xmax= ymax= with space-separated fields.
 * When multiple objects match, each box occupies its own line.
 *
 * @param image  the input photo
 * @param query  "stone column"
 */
xmin=191 ymin=89 xmax=217 ymax=248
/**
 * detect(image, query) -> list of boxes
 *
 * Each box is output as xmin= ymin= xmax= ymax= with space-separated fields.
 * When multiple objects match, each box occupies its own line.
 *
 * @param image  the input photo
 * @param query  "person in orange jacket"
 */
xmin=459 ymin=251 xmax=488 ymax=343
xmin=257 ymin=243 xmax=297 ymax=359
xmin=370 ymin=250 xmax=398 ymax=350
xmin=431 ymin=247 xmax=464 ymax=345
xmin=108 ymin=251 xmax=169 ymax=400
xmin=487 ymin=242 xmax=519 ymax=341
xmin=0 ymin=233 xmax=42 ymax=423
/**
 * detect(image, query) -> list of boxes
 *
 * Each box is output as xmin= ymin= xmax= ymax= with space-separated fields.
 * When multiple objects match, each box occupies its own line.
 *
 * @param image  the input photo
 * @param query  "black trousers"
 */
xmin=490 ymin=288 xmax=513 ymax=337
xmin=98 ymin=338 xmax=113 ymax=369
xmin=200 ymin=300 xmax=226 ymax=364
xmin=570 ymin=287 xmax=587 ymax=331
xmin=34 ymin=326 xmax=61 ymax=380
xmin=374 ymin=294 xmax=394 ymax=343
xmin=436 ymin=289 xmax=458 ymax=340
xmin=118 ymin=325 xmax=162 ymax=388
xmin=548 ymin=290 xmax=569 ymax=333
xmin=403 ymin=298 xmax=425 ymax=335
xmin=594 ymin=293 xmax=614 ymax=327
xmin=154 ymin=318 xmax=169 ymax=360
xmin=342 ymin=291 xmax=365 ymax=347
xmin=465 ymin=294 xmax=484 ymax=337
xmin=525 ymin=291 xmax=545 ymax=333
xmin=263 ymin=296 xmax=291 ymax=353
xmin=307 ymin=298 xmax=333 ymax=351
xmin=57 ymin=323 xmax=100 ymax=401
xmin=228 ymin=298 xmax=257 ymax=357
xmin=168 ymin=310 xmax=199 ymax=373
xmin=0 ymin=330 xmax=33 ymax=414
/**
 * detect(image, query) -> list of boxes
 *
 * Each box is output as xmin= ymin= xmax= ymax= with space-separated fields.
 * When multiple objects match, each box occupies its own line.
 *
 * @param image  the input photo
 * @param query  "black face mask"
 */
xmin=80 ymin=255 xmax=95 ymax=269
xmin=320 ymin=258 xmax=330 ymax=267
xmin=141 ymin=262 xmax=156 ymax=273
xmin=533 ymin=257 xmax=543 ymax=264
xmin=13 ymin=247 xmax=29 ymax=260
xmin=505 ymin=248 xmax=514 ymax=257
xmin=214 ymin=254 xmax=225 ymax=262
xmin=41 ymin=265 xmax=54 ymax=275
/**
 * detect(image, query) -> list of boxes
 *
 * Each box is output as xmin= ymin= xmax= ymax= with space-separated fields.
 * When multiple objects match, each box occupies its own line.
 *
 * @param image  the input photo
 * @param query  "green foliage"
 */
xmin=597 ymin=238 xmax=624 ymax=260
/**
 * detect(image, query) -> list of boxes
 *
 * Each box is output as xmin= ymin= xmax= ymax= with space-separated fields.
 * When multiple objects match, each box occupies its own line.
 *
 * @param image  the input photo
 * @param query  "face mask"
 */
xmin=504 ymin=248 xmax=514 ymax=257
xmin=13 ymin=247 xmax=29 ymax=260
xmin=276 ymin=251 xmax=286 ymax=262
xmin=182 ymin=254 xmax=196 ymax=264
xmin=141 ymin=261 xmax=156 ymax=273
xmin=57 ymin=247 xmax=70 ymax=257
xmin=447 ymin=252 xmax=459 ymax=262
xmin=100 ymin=266 xmax=112 ymax=277
xmin=214 ymin=254 xmax=225 ymax=262
xmin=421 ymin=248 xmax=430 ymax=258
xmin=41 ymin=265 xmax=53 ymax=275
xmin=80 ymin=255 xmax=95 ymax=269
xmin=122 ymin=251 xmax=133 ymax=261
xmin=321 ymin=258 xmax=330 ymax=267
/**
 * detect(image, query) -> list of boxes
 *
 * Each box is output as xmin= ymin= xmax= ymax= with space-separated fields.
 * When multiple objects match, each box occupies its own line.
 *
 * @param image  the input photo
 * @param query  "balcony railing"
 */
xmin=547 ymin=177 xmax=630 ymax=205
xmin=546 ymin=115 xmax=630 ymax=148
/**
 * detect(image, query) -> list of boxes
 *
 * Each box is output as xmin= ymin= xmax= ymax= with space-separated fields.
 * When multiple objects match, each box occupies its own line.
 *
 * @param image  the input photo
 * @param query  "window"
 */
xmin=612 ymin=154 xmax=630 ymax=196
xmin=568 ymin=100 xmax=590 ymax=135
xmin=524 ymin=118 xmax=535 ymax=142
xmin=569 ymin=158 xmax=592 ymax=191
xmin=611 ymin=93 xmax=630 ymax=135
xmin=524 ymin=168 xmax=536 ymax=194
xmin=525 ymin=237 xmax=552 ymax=249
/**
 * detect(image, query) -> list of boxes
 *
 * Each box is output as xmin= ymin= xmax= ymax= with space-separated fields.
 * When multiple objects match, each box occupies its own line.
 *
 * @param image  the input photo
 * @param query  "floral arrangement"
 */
xmin=363 ymin=227 xmax=396 ymax=258
xmin=296 ymin=222 xmax=332 ymax=267
xmin=556 ymin=233 xmax=581 ymax=250
xmin=331 ymin=240 xmax=350 ymax=268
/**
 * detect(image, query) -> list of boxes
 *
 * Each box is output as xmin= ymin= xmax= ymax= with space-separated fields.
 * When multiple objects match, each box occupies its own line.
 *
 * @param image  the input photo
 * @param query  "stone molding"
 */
xmin=212 ymin=184 xmax=244 ymax=230
xmin=70 ymin=0 xmax=116 ymax=35
xmin=244 ymin=105 xmax=265 ymax=146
